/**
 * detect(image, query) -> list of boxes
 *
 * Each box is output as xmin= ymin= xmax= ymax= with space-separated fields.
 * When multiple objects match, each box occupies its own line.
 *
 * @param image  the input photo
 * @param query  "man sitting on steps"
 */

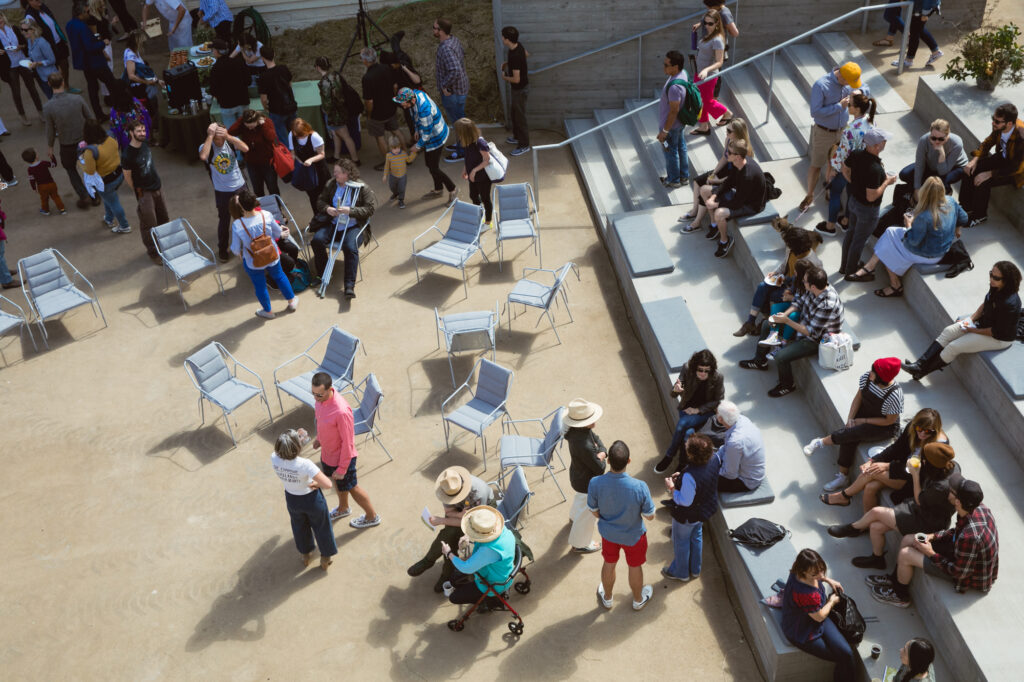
xmin=958 ymin=102 xmax=1024 ymax=228
xmin=699 ymin=139 xmax=765 ymax=259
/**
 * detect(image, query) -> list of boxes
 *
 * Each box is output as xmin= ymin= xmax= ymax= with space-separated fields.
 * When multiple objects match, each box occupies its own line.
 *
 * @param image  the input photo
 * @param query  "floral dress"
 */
xmin=829 ymin=116 xmax=873 ymax=173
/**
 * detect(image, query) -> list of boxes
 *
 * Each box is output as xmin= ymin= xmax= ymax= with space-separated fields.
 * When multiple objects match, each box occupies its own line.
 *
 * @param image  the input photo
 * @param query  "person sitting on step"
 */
xmin=898 ymin=118 xmax=969 ymax=199
xmin=653 ymin=349 xmax=724 ymax=475
xmin=679 ymin=118 xmax=751 ymax=229
xmin=958 ymin=102 xmax=1024 ymax=227
xmin=715 ymin=400 xmax=766 ymax=493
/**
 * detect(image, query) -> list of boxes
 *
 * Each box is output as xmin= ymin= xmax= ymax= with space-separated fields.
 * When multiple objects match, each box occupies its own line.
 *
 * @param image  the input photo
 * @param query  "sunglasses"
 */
xmin=992 ymin=117 xmax=1007 ymax=125
xmin=703 ymin=21 xmax=715 ymax=26
xmin=915 ymin=427 xmax=935 ymax=435
xmin=990 ymin=271 xmax=1003 ymax=281
xmin=930 ymin=135 xmax=947 ymax=142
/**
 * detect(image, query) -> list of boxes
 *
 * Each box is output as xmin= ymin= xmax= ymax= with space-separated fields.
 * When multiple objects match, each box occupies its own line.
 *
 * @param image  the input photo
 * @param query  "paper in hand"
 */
xmin=421 ymin=507 xmax=439 ymax=530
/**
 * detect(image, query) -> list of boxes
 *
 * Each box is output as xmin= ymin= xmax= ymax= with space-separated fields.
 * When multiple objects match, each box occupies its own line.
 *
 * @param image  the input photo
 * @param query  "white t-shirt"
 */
xmin=146 ymin=0 xmax=185 ymax=23
xmin=288 ymin=131 xmax=324 ymax=151
xmin=271 ymin=453 xmax=320 ymax=495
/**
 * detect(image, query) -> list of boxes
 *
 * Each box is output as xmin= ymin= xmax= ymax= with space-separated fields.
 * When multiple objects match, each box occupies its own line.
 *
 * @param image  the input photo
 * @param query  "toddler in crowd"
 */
xmin=22 ymin=148 xmax=66 ymax=216
xmin=382 ymin=134 xmax=417 ymax=209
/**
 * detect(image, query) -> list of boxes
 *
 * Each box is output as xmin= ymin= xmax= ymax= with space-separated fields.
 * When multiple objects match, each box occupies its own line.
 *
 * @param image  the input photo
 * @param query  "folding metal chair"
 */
xmin=498 ymin=407 xmax=568 ymax=502
xmin=351 ymin=373 xmax=393 ymax=462
xmin=441 ymin=358 xmax=513 ymax=471
xmin=184 ymin=341 xmax=273 ymax=446
xmin=258 ymin=194 xmax=310 ymax=263
xmin=412 ymin=200 xmax=488 ymax=297
xmin=273 ymin=326 xmax=364 ymax=411
xmin=18 ymin=248 xmax=107 ymax=349
xmin=495 ymin=466 xmax=534 ymax=530
xmin=434 ymin=302 xmax=499 ymax=387
xmin=505 ymin=262 xmax=580 ymax=344
xmin=151 ymin=218 xmax=225 ymax=310
xmin=492 ymin=182 xmax=540 ymax=271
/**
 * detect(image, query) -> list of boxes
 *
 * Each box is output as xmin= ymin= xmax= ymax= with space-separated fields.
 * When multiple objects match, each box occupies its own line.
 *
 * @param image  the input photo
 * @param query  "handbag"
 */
xmin=291 ymin=159 xmax=319 ymax=192
xmin=271 ymin=142 xmax=294 ymax=181
xmin=244 ymin=213 xmax=278 ymax=268
xmin=485 ymin=139 xmax=508 ymax=182
xmin=939 ymin=239 xmax=973 ymax=279
xmin=827 ymin=588 xmax=867 ymax=645
xmin=818 ymin=332 xmax=854 ymax=371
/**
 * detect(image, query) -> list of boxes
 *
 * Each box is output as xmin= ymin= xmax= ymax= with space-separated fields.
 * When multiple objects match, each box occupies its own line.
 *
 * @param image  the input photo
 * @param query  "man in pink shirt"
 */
xmin=312 ymin=372 xmax=381 ymax=529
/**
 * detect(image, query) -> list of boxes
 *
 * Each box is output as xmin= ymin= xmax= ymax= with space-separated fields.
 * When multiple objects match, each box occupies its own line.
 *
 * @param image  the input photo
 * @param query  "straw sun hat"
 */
xmin=435 ymin=466 xmax=474 ymax=505
xmin=460 ymin=506 xmax=505 ymax=543
xmin=563 ymin=398 xmax=603 ymax=427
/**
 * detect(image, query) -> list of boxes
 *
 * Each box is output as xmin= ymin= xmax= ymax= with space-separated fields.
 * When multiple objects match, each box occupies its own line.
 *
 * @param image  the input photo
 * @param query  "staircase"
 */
xmin=564 ymin=30 xmax=1024 ymax=682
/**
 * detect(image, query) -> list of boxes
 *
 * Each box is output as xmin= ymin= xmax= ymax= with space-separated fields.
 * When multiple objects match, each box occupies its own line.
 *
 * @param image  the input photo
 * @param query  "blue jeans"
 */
xmin=750 ymin=281 xmax=785 ymax=314
xmin=664 ymin=411 xmax=710 ymax=462
xmin=268 ymin=111 xmax=295 ymax=147
xmin=440 ymin=93 xmax=466 ymax=155
xmin=790 ymin=617 xmax=857 ymax=682
xmin=284 ymin=489 xmax=338 ymax=557
xmin=663 ymin=126 xmax=689 ymax=183
xmin=0 ymin=239 xmax=11 ymax=285
xmin=667 ymin=519 xmax=703 ymax=578
xmin=243 ymin=259 xmax=295 ymax=311
xmin=311 ymin=223 xmax=360 ymax=286
xmin=898 ymin=162 xmax=964 ymax=194
xmin=827 ymin=173 xmax=848 ymax=224
xmin=841 ymin=196 xmax=880 ymax=275
xmin=100 ymin=173 xmax=130 ymax=229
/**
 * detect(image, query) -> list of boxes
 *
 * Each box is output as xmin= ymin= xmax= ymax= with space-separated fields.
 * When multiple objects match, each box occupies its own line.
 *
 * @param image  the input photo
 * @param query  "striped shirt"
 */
xmin=435 ymin=35 xmax=469 ymax=95
xmin=857 ymin=371 xmax=903 ymax=415
xmin=411 ymin=91 xmax=450 ymax=152
xmin=383 ymin=149 xmax=418 ymax=179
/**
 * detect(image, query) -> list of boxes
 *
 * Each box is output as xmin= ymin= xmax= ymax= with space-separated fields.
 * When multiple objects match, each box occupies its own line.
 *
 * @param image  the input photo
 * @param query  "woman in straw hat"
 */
xmin=564 ymin=398 xmax=607 ymax=553
xmin=440 ymin=506 xmax=516 ymax=607
xmin=407 ymin=466 xmax=496 ymax=593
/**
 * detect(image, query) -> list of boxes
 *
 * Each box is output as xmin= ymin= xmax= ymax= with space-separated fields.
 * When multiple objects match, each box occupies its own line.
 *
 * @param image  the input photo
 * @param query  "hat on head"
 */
xmin=923 ymin=442 xmax=955 ymax=471
xmin=872 ymin=357 xmax=901 ymax=383
xmin=838 ymin=61 xmax=862 ymax=88
xmin=435 ymin=466 xmax=474 ymax=505
xmin=460 ymin=505 xmax=505 ymax=543
xmin=210 ymin=39 xmax=229 ymax=53
xmin=564 ymin=398 xmax=603 ymax=427
xmin=948 ymin=471 xmax=984 ymax=509
xmin=863 ymin=128 xmax=892 ymax=147
xmin=393 ymin=87 xmax=415 ymax=105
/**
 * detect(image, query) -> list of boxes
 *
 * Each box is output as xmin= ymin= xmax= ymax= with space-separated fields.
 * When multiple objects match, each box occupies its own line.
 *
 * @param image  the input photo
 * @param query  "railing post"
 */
xmin=897 ymin=1 xmax=911 ymax=75
xmin=532 ymin=148 xmax=540 ymax=206
xmin=861 ymin=0 xmax=870 ymax=35
xmin=637 ymin=35 xmax=643 ymax=100
xmin=764 ymin=51 xmax=776 ymax=125
xmin=732 ymin=0 xmax=740 ymax=61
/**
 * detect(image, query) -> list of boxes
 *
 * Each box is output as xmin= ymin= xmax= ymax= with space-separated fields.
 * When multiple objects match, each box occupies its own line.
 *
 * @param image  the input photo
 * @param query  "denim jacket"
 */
xmin=903 ymin=197 xmax=967 ymax=258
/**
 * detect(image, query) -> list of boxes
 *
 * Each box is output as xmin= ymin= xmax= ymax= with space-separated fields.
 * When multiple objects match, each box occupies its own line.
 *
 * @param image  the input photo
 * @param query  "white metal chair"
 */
xmin=495 ymin=465 xmax=534 ymax=530
xmin=441 ymin=358 xmax=513 ymax=471
xmin=184 ymin=341 xmax=273 ymax=446
xmin=0 ymin=294 xmax=36 ymax=356
xmin=434 ymin=302 xmax=499 ymax=387
xmin=18 ymin=248 xmax=107 ymax=349
xmin=492 ymin=183 xmax=540 ymax=271
xmin=351 ymin=373 xmax=392 ymax=462
xmin=257 ymin=194 xmax=309 ymax=262
xmin=273 ymin=326 xmax=363 ymax=411
xmin=412 ymin=200 xmax=488 ymax=296
xmin=151 ymin=218 xmax=225 ymax=310
xmin=498 ymin=407 xmax=568 ymax=502
xmin=505 ymin=262 xmax=580 ymax=344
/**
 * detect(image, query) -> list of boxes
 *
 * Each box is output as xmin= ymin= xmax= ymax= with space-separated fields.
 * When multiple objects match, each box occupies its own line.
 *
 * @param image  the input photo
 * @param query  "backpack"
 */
xmin=288 ymin=259 xmax=312 ymax=293
xmin=728 ymin=517 xmax=788 ymax=548
xmin=669 ymin=78 xmax=703 ymax=127
xmin=763 ymin=172 xmax=782 ymax=200
xmin=828 ymin=588 xmax=867 ymax=645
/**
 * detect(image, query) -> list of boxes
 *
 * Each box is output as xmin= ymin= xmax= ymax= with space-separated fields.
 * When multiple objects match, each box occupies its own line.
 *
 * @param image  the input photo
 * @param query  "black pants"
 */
xmin=83 ymin=66 xmax=118 ymax=119
xmin=107 ymin=0 xmax=139 ymax=32
xmin=829 ymin=422 xmax=898 ymax=469
xmin=468 ymin=174 xmax=493 ymax=221
xmin=959 ymin=154 xmax=1015 ymax=220
xmin=0 ymin=150 xmax=13 ymax=182
xmin=4 ymin=66 xmax=43 ymax=117
xmin=213 ymin=20 xmax=233 ymax=42
xmin=718 ymin=476 xmax=755 ymax=493
xmin=248 ymin=163 xmax=280 ymax=197
xmin=509 ymin=86 xmax=530 ymax=147
xmin=59 ymin=143 xmax=89 ymax=200
xmin=424 ymin=147 xmax=455 ymax=192
xmin=447 ymin=570 xmax=503 ymax=608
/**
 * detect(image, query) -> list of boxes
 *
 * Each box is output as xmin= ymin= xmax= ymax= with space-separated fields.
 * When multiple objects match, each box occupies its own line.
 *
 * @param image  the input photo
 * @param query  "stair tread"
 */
xmin=594 ymin=107 xmax=668 ymax=210
xmin=717 ymin=66 xmax=804 ymax=160
xmin=566 ymin=117 xmax=629 ymax=220
xmin=752 ymin=57 xmax=811 ymax=154
xmin=625 ymin=98 xmax=720 ymax=191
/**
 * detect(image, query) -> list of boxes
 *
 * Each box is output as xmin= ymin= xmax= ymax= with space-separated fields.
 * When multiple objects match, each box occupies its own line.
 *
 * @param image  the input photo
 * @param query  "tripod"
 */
xmin=340 ymin=0 xmax=391 ymax=71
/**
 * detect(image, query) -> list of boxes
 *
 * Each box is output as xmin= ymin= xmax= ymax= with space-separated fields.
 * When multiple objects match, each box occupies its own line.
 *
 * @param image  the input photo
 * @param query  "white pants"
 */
xmin=166 ymin=15 xmax=193 ymax=50
xmin=568 ymin=492 xmax=597 ymax=548
xmin=936 ymin=322 xmax=1012 ymax=363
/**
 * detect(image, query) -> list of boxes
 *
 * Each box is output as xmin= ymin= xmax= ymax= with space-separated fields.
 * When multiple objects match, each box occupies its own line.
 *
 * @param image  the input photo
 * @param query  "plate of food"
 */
xmin=763 ymin=273 xmax=785 ymax=287
xmin=196 ymin=56 xmax=215 ymax=67
xmin=194 ymin=45 xmax=211 ymax=55
xmin=19 ymin=59 xmax=32 ymax=69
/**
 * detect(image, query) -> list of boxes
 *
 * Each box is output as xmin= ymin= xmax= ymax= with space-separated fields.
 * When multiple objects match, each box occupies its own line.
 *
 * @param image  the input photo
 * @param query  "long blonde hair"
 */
xmin=454 ymin=117 xmax=481 ymax=148
xmin=726 ymin=118 xmax=752 ymax=157
xmin=914 ymin=176 xmax=950 ymax=228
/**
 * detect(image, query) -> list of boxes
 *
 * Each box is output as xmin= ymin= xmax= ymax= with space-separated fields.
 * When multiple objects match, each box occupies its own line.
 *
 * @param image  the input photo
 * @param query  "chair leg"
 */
xmin=222 ymin=408 xmax=238 ymax=447
xmin=261 ymin=390 xmax=274 ymax=424
xmin=176 ymin=279 xmax=188 ymax=310
xmin=36 ymin=320 xmax=50 ymax=349
xmin=543 ymin=309 xmax=562 ymax=344
xmin=275 ymin=385 xmax=285 ymax=414
xmin=373 ymin=431 xmax=394 ymax=462
xmin=23 ymin=322 xmax=37 ymax=351
xmin=447 ymin=354 xmax=457 ymax=388
xmin=549 ymin=465 xmax=568 ymax=502
xmin=443 ymin=419 xmax=451 ymax=451
xmin=480 ymin=432 xmax=487 ymax=472
xmin=197 ymin=396 xmax=206 ymax=425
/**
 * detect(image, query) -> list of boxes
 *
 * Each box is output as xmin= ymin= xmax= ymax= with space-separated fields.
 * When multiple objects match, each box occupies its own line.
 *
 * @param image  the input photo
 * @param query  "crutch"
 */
xmin=317 ymin=181 xmax=362 ymax=298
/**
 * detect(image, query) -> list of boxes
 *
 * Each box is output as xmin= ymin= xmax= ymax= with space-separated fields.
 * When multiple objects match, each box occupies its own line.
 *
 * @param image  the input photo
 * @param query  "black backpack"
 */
xmin=828 ymin=588 xmax=867 ymax=645
xmin=764 ymin=172 xmax=782 ymax=200
xmin=729 ymin=518 xmax=788 ymax=548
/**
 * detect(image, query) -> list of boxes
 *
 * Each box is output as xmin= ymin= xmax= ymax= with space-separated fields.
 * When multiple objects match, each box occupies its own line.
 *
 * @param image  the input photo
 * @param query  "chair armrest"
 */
xmin=412 ymin=224 xmax=445 ymax=252
xmin=501 ymin=415 xmax=544 ymax=434
xmin=232 ymin=357 xmax=266 ymax=390
xmin=521 ymin=266 xmax=558 ymax=281
xmin=194 ymin=235 xmax=218 ymax=263
xmin=440 ymin=381 xmax=472 ymax=416
xmin=272 ymin=351 xmax=318 ymax=385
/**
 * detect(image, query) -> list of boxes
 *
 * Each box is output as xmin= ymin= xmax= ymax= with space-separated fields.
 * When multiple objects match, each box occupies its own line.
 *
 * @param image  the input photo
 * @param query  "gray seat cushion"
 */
xmin=613 ymin=215 xmax=674 ymax=277
xmin=720 ymin=478 xmax=775 ymax=508
xmin=982 ymin=345 xmax=1024 ymax=399
xmin=735 ymin=202 xmax=780 ymax=227
xmin=642 ymin=297 xmax=706 ymax=373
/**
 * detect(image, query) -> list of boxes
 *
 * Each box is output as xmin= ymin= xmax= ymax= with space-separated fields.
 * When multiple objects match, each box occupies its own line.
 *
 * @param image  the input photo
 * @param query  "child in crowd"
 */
xmin=382 ymin=134 xmax=417 ymax=209
xmin=22 ymin=147 xmax=66 ymax=216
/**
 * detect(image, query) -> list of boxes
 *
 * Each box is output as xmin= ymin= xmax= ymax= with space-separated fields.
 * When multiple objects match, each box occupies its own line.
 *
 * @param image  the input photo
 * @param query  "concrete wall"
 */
xmin=234 ymin=0 xmax=395 ymax=32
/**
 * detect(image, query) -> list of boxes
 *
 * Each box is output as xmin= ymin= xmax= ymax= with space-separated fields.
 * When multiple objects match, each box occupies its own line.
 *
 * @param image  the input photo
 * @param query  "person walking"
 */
xmin=432 ymin=17 xmax=469 ymax=162
xmin=588 ymin=440 xmax=656 ymax=611
xmin=288 ymin=117 xmax=328 ymax=213
xmin=22 ymin=147 xmax=65 ymax=216
xmin=23 ymin=19 xmax=58 ymax=100
xmin=229 ymin=189 xmax=298 ymax=318
xmin=690 ymin=9 xmax=733 ymax=136
xmin=42 ymin=72 xmax=92 ymax=208
xmin=0 ymin=12 xmax=44 ymax=126
xmin=270 ymin=428 xmax=338 ymax=572
xmin=454 ymin=117 xmax=494 ymax=224
xmin=360 ymin=47 xmax=401 ymax=171
xmin=315 ymin=56 xmax=362 ymax=165
xmin=81 ymin=119 xmax=130 ymax=233
xmin=500 ymin=25 xmax=530 ymax=156
xmin=564 ymin=399 xmax=607 ymax=554
xmin=24 ymin=0 xmax=73 ymax=92
xmin=121 ymin=119 xmax=167 ymax=262
xmin=66 ymin=0 xmax=116 ymax=120
xmin=394 ymin=86 xmax=457 ymax=205
xmin=656 ymin=50 xmax=690 ymax=189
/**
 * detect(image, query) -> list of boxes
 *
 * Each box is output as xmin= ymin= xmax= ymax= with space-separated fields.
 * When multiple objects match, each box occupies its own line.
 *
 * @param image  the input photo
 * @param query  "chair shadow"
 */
xmin=391 ymin=273 xmax=464 ymax=309
xmin=167 ymin=316 xmax=267 ymax=368
xmin=119 ymin=270 xmax=245 ymax=328
xmin=476 ymin=260 xmax=519 ymax=286
xmin=186 ymin=536 xmax=330 ymax=652
xmin=408 ymin=356 xmax=464 ymax=418
xmin=0 ymin=332 xmax=35 ymax=367
xmin=147 ymin=422 xmax=243 ymax=469
xmin=416 ymin=444 xmax=483 ymax=481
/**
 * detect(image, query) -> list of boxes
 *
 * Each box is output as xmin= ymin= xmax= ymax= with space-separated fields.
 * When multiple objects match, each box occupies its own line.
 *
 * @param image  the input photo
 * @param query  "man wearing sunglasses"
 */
xmin=899 ymin=118 xmax=968 ymax=203
xmin=959 ymin=103 xmax=1024 ymax=227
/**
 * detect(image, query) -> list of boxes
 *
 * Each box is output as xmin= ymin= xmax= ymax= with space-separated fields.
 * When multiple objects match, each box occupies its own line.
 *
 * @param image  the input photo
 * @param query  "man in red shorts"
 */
xmin=587 ymin=440 xmax=656 ymax=610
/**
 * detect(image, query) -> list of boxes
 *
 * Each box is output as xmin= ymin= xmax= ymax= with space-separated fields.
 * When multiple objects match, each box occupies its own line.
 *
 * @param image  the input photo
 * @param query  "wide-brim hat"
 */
xmin=461 ymin=505 xmax=505 ymax=543
xmin=564 ymin=398 xmax=603 ymax=427
xmin=435 ymin=466 xmax=474 ymax=505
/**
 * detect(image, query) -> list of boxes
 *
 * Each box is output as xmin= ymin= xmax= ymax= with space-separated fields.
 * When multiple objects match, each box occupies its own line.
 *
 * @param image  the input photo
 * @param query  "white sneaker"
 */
xmin=632 ymin=584 xmax=653 ymax=610
xmin=926 ymin=50 xmax=943 ymax=65
xmin=287 ymin=297 xmax=299 ymax=311
xmin=803 ymin=438 xmax=823 ymax=457
xmin=891 ymin=57 xmax=913 ymax=68
xmin=823 ymin=472 xmax=849 ymax=493
xmin=758 ymin=331 xmax=782 ymax=347
xmin=597 ymin=583 xmax=613 ymax=610
xmin=329 ymin=506 xmax=351 ymax=521
xmin=350 ymin=513 xmax=381 ymax=529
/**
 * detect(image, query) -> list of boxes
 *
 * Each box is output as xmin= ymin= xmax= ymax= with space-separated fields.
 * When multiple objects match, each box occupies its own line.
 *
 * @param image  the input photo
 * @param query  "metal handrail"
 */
xmin=530 ymin=1 xmax=913 ymax=205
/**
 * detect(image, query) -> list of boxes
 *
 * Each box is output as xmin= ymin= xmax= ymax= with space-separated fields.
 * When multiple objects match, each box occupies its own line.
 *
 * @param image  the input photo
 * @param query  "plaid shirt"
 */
xmin=796 ymin=284 xmax=844 ymax=342
xmin=930 ymin=504 xmax=998 ymax=593
xmin=435 ymin=35 xmax=469 ymax=95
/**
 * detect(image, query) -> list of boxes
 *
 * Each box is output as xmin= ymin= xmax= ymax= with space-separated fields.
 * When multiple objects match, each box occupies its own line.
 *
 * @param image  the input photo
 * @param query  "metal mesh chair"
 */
xmin=499 ymin=407 xmax=568 ymax=502
xmin=441 ymin=358 xmax=513 ymax=471
xmin=184 ymin=341 xmax=273 ymax=446
xmin=0 ymin=294 xmax=36 ymax=356
xmin=505 ymin=262 xmax=580 ymax=344
xmin=18 ymin=248 xmax=107 ymax=349
xmin=273 ymin=326 xmax=363 ymax=411
xmin=151 ymin=218 xmax=225 ymax=310
xmin=351 ymin=373 xmax=392 ymax=462
xmin=492 ymin=183 xmax=540 ymax=271
xmin=413 ymin=200 xmax=488 ymax=296
xmin=495 ymin=466 xmax=534 ymax=530
xmin=434 ymin=302 xmax=499 ymax=387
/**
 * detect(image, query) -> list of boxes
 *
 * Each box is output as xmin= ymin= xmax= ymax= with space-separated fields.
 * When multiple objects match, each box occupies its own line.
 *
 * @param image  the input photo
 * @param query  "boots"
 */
xmin=903 ymin=342 xmax=947 ymax=381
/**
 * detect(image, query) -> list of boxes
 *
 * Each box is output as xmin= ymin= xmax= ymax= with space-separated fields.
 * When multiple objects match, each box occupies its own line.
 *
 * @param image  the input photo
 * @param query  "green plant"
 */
xmin=942 ymin=23 xmax=1024 ymax=86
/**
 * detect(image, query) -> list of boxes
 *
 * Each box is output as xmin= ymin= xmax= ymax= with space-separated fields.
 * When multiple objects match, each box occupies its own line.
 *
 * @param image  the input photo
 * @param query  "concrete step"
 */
xmin=717 ymin=65 xmax=805 ymax=161
xmin=811 ymin=32 xmax=911 ymax=114
xmin=752 ymin=56 xmax=812 ymax=154
xmin=784 ymin=42 xmax=836 ymax=94
xmin=625 ymin=98 xmax=720 ymax=197
xmin=565 ymin=117 xmax=630 ymax=228
xmin=594 ymin=107 xmax=669 ymax=211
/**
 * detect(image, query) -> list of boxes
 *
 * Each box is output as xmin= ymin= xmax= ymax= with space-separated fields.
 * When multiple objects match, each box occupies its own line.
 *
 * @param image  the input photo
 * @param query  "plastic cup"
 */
xmin=915 ymin=533 xmax=928 ymax=543
xmin=870 ymin=645 xmax=882 ymax=660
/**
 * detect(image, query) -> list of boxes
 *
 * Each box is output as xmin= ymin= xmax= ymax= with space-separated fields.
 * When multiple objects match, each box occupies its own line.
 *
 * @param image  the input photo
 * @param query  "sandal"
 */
xmin=844 ymin=269 xmax=875 ymax=282
xmin=820 ymin=491 xmax=851 ymax=507
xmin=680 ymin=210 xmax=698 ymax=221
xmin=872 ymin=37 xmax=895 ymax=47
xmin=798 ymin=194 xmax=814 ymax=212
xmin=689 ymin=128 xmax=711 ymax=136
xmin=815 ymin=220 xmax=836 ymax=235
xmin=874 ymin=286 xmax=904 ymax=298
xmin=716 ymin=114 xmax=734 ymax=127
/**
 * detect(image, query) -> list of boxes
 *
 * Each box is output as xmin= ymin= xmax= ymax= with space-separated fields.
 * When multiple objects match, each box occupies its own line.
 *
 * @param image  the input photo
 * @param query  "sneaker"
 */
xmin=705 ymin=224 xmax=719 ymax=241
xmin=632 ymin=584 xmax=654 ymax=610
xmin=287 ymin=297 xmax=299 ymax=312
xmin=443 ymin=151 xmax=464 ymax=163
xmin=350 ymin=513 xmax=381 ymax=529
xmin=445 ymin=144 xmax=459 ymax=152
xmin=112 ymin=225 xmax=132 ymax=234
xmin=103 ymin=218 xmax=116 ymax=229
xmin=4 ymin=178 xmax=17 ymax=187
xmin=597 ymin=583 xmax=613 ymax=610
xmin=714 ymin=236 xmax=735 ymax=258
xmin=661 ymin=566 xmax=690 ymax=583
xmin=679 ymin=223 xmax=702 ymax=235
xmin=255 ymin=309 xmax=275 ymax=319
xmin=59 ymin=209 xmax=67 ymax=215
xmin=758 ymin=331 xmax=782 ymax=347
xmin=447 ymin=188 xmax=459 ymax=206
xmin=739 ymin=358 xmax=769 ymax=371
xmin=39 ymin=209 xmax=50 ymax=216
xmin=891 ymin=57 xmax=913 ymax=68
xmin=398 ymin=200 xmax=406 ymax=209
xmin=803 ymin=437 xmax=823 ymax=457
xmin=509 ymin=146 xmax=531 ymax=157
xmin=767 ymin=383 xmax=796 ymax=397
xmin=822 ymin=472 xmax=849 ymax=493
xmin=571 ymin=541 xmax=601 ymax=554
xmin=422 ymin=189 xmax=444 ymax=200
xmin=926 ymin=50 xmax=944 ymax=65
xmin=505 ymin=136 xmax=518 ymax=145
xmin=870 ymin=584 xmax=910 ymax=608
xmin=865 ymin=574 xmax=894 ymax=588
xmin=661 ymin=177 xmax=682 ymax=189
xmin=653 ymin=455 xmax=674 ymax=475
xmin=388 ymin=192 xmax=398 ymax=202
xmin=967 ymin=216 xmax=987 ymax=228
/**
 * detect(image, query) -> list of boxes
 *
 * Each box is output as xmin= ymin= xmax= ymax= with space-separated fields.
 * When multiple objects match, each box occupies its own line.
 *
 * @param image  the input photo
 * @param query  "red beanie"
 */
xmin=872 ymin=357 xmax=901 ymax=383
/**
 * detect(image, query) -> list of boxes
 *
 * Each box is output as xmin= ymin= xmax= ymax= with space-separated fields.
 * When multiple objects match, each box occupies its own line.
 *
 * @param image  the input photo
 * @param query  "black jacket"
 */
xmin=566 ymin=427 xmax=606 ymax=494
xmin=672 ymin=363 xmax=725 ymax=415
xmin=209 ymin=54 xmax=251 ymax=109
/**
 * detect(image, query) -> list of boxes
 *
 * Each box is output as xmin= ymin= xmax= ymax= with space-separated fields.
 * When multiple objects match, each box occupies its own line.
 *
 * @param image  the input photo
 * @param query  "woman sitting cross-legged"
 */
xmin=827 ymin=443 xmax=958 ymax=570
xmin=804 ymin=357 xmax=904 ymax=497
xmin=903 ymin=260 xmax=1022 ymax=380
xmin=679 ymin=118 xmax=750 ymax=225
xmin=821 ymin=408 xmax=948 ymax=510
xmin=845 ymin=176 xmax=968 ymax=297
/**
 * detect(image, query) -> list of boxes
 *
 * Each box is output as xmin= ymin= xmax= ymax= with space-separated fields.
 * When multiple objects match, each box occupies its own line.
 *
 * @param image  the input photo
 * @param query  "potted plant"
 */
xmin=942 ymin=23 xmax=1024 ymax=91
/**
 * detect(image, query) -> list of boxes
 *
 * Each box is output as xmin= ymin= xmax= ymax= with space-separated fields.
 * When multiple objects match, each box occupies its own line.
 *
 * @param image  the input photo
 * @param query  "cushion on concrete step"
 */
xmin=735 ymin=202 xmax=780 ymax=228
xmin=734 ymin=535 xmax=797 ymax=599
xmin=642 ymin=296 xmax=707 ymax=373
xmin=613 ymin=215 xmax=674 ymax=277
xmin=981 ymin=345 xmax=1024 ymax=399
xmin=721 ymin=478 xmax=775 ymax=508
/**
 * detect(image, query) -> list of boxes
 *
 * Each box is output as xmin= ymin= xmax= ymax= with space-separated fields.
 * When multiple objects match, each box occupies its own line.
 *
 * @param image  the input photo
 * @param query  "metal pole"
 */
xmin=637 ymin=35 xmax=643 ymax=99
xmin=532 ymin=148 xmax=540 ymax=206
xmin=861 ymin=0 xmax=870 ymax=35
xmin=764 ymin=51 xmax=776 ymax=125
xmin=897 ymin=1 xmax=911 ymax=75
xmin=732 ymin=0 xmax=740 ymax=61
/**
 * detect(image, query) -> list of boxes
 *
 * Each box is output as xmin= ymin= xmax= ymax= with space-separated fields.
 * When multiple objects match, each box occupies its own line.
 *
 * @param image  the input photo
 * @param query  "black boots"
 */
xmin=903 ymin=342 xmax=948 ymax=381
